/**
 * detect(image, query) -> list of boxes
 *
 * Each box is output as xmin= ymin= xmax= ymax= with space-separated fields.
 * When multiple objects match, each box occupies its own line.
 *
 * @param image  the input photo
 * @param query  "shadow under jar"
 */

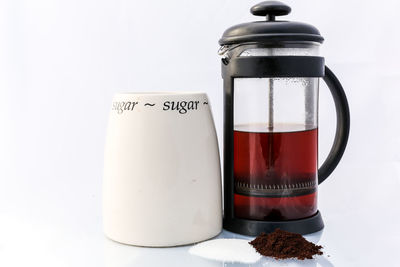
xmin=232 ymin=45 xmax=319 ymax=221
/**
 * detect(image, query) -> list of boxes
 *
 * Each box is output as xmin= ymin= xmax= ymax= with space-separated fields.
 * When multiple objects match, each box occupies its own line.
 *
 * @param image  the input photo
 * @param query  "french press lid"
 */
xmin=219 ymin=1 xmax=324 ymax=45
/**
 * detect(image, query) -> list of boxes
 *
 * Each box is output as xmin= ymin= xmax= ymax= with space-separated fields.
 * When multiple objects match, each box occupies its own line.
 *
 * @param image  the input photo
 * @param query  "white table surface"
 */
xmin=1 ymin=160 xmax=399 ymax=267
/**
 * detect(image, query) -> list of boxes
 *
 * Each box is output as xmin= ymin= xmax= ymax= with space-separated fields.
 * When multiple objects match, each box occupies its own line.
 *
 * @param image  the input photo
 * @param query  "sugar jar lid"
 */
xmin=219 ymin=1 xmax=324 ymax=45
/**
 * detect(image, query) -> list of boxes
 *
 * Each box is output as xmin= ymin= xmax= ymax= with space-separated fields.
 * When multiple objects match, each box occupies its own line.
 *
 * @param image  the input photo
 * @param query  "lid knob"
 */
xmin=250 ymin=1 xmax=291 ymax=21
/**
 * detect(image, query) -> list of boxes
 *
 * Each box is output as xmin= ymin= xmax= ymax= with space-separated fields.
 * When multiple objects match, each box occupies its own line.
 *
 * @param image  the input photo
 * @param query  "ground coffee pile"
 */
xmin=249 ymin=229 xmax=323 ymax=260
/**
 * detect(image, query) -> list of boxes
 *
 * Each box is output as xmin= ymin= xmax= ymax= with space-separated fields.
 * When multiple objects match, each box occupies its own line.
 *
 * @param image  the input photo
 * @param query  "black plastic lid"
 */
xmin=219 ymin=1 xmax=324 ymax=45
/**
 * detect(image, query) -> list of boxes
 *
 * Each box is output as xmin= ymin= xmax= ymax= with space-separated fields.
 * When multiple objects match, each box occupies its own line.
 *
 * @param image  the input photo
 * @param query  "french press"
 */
xmin=220 ymin=1 xmax=350 ymax=235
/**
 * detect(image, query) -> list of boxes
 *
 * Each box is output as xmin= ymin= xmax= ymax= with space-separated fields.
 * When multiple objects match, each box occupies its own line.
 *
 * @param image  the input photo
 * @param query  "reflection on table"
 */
xmin=103 ymin=229 xmax=333 ymax=267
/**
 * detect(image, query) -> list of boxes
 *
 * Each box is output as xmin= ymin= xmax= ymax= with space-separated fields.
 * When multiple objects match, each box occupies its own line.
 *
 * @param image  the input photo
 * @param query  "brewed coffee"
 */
xmin=233 ymin=123 xmax=317 ymax=221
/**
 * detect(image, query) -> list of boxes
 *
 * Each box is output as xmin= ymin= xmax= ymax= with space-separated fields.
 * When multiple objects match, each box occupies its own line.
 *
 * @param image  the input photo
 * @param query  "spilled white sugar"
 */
xmin=189 ymin=238 xmax=261 ymax=264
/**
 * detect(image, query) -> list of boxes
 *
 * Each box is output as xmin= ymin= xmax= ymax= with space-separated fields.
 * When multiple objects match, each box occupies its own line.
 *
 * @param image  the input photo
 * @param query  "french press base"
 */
xmin=224 ymin=211 xmax=323 ymax=236
xmin=220 ymin=1 xmax=350 ymax=236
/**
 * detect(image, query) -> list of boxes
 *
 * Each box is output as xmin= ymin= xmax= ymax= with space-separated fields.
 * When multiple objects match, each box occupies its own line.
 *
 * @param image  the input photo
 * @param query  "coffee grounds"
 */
xmin=249 ymin=229 xmax=323 ymax=260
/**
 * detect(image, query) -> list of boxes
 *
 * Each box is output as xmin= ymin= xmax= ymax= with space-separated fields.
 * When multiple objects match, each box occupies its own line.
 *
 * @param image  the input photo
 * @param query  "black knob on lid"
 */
xmin=219 ymin=1 xmax=324 ymax=45
xmin=251 ymin=1 xmax=291 ymax=21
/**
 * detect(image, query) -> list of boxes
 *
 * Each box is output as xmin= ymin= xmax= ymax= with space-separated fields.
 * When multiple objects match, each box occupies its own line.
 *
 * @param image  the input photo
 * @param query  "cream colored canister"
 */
xmin=103 ymin=92 xmax=222 ymax=247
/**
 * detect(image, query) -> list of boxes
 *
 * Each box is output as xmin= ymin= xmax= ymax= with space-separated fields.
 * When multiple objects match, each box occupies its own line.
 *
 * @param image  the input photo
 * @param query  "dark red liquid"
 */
xmin=234 ymin=124 xmax=318 ymax=221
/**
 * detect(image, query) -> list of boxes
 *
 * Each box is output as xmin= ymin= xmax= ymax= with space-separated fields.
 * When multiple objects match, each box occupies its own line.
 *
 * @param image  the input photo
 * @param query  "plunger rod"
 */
xmin=267 ymin=78 xmax=274 ymax=171
xmin=268 ymin=78 xmax=274 ymax=131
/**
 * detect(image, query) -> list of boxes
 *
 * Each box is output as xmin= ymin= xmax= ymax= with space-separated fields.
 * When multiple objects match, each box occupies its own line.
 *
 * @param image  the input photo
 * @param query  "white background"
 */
xmin=1 ymin=0 xmax=400 ymax=266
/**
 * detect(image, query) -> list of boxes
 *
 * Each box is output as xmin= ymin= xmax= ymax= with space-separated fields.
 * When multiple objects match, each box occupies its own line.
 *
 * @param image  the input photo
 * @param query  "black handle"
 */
xmin=250 ymin=1 xmax=291 ymax=21
xmin=318 ymin=66 xmax=350 ymax=184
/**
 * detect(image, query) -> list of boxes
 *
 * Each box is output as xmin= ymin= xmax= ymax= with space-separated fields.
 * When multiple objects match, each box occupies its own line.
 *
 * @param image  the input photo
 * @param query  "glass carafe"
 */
xmin=231 ymin=43 xmax=319 ymax=220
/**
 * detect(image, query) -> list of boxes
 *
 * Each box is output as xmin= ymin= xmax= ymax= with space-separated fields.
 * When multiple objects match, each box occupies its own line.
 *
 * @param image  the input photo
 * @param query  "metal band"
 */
xmin=234 ymin=180 xmax=317 ymax=198
xmin=222 ymin=56 xmax=325 ymax=78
